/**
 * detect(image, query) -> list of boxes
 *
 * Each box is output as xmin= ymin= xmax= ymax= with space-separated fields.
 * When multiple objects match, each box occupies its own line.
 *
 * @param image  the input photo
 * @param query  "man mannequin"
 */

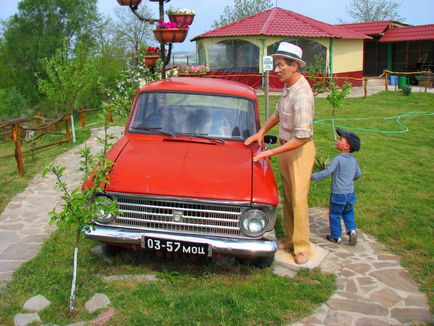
xmin=244 ymin=42 xmax=315 ymax=264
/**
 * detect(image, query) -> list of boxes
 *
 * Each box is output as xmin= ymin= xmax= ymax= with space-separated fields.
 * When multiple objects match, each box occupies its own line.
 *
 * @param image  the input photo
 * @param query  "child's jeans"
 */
xmin=329 ymin=193 xmax=357 ymax=239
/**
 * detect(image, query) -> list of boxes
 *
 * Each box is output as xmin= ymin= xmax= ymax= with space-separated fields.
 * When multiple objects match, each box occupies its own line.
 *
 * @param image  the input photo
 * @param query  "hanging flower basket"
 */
xmin=144 ymin=55 xmax=161 ymax=68
xmin=153 ymin=28 xmax=189 ymax=43
xmin=117 ymin=0 xmax=142 ymax=6
xmin=168 ymin=13 xmax=195 ymax=25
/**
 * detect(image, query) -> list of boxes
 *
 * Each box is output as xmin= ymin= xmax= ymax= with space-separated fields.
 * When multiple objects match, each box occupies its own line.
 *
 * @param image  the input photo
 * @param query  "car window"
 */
xmin=129 ymin=92 xmax=257 ymax=140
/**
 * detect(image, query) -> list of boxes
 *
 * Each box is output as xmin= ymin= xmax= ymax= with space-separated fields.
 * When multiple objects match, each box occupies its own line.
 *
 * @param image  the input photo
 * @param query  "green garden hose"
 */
xmin=314 ymin=112 xmax=434 ymax=134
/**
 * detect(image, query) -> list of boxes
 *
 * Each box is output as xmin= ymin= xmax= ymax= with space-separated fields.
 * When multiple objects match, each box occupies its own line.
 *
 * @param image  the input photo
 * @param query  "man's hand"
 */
xmin=244 ymin=133 xmax=264 ymax=147
xmin=253 ymin=150 xmax=272 ymax=162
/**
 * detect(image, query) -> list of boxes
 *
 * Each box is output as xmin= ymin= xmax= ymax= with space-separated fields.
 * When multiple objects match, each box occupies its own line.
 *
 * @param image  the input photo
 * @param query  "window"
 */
xmin=267 ymin=39 xmax=327 ymax=69
xmin=208 ymin=40 xmax=259 ymax=72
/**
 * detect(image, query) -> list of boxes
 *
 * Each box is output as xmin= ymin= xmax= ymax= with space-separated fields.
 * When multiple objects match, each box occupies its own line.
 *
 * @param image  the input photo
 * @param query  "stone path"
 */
xmin=0 ymin=126 xmax=124 ymax=287
xmin=0 ymin=126 xmax=432 ymax=325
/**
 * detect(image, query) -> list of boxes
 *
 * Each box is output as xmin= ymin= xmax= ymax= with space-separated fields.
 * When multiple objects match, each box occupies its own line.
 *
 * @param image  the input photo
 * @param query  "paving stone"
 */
xmin=103 ymin=274 xmax=160 ymax=282
xmin=355 ymin=317 xmax=393 ymax=326
xmin=0 ymin=260 xmax=25 ymax=273
xmin=324 ymin=310 xmax=352 ymax=326
xmin=370 ymin=269 xmax=419 ymax=292
xmin=274 ymin=244 xmax=329 ymax=271
xmin=341 ymin=268 xmax=356 ymax=277
xmin=356 ymin=276 xmax=376 ymax=286
xmin=377 ymin=254 xmax=400 ymax=261
xmin=369 ymin=288 xmax=402 ymax=308
xmin=1 ymin=243 xmax=41 ymax=260
xmin=346 ymin=262 xmax=372 ymax=274
xmin=89 ymin=307 xmax=116 ymax=326
xmin=327 ymin=298 xmax=388 ymax=316
xmin=391 ymin=307 xmax=433 ymax=323
xmin=372 ymin=262 xmax=399 ymax=269
xmin=404 ymin=294 xmax=430 ymax=308
xmin=345 ymin=278 xmax=358 ymax=293
xmin=272 ymin=265 xmax=297 ymax=278
xmin=14 ymin=312 xmax=41 ymax=326
xmin=23 ymin=294 xmax=51 ymax=312
xmin=85 ymin=293 xmax=110 ymax=313
xmin=0 ymin=231 xmax=19 ymax=243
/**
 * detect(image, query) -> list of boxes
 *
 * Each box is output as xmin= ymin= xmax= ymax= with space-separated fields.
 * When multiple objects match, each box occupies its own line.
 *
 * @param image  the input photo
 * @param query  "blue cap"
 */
xmin=336 ymin=128 xmax=360 ymax=152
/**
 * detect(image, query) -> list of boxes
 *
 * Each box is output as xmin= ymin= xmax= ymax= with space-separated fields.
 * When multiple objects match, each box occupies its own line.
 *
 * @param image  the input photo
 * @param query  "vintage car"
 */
xmin=84 ymin=77 xmax=279 ymax=267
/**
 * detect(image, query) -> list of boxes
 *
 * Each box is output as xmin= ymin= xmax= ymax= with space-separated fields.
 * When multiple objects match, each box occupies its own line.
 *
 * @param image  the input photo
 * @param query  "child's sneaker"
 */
xmin=348 ymin=230 xmax=358 ymax=246
xmin=326 ymin=235 xmax=342 ymax=244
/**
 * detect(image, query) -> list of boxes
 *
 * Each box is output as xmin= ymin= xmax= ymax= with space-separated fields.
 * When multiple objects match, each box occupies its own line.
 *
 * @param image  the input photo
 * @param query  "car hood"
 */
xmin=106 ymin=136 xmax=252 ymax=202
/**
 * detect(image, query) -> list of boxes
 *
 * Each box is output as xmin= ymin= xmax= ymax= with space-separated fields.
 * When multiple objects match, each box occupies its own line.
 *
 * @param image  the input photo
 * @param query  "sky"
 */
xmin=1 ymin=0 xmax=433 ymax=52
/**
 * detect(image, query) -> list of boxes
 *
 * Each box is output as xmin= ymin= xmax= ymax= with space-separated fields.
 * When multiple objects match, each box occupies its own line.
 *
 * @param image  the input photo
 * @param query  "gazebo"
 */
xmin=191 ymin=7 xmax=370 ymax=91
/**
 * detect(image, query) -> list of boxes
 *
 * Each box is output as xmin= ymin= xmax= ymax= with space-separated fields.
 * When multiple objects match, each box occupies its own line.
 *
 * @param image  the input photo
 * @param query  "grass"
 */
xmin=0 ymin=225 xmax=335 ymax=325
xmin=260 ymin=90 xmax=434 ymax=307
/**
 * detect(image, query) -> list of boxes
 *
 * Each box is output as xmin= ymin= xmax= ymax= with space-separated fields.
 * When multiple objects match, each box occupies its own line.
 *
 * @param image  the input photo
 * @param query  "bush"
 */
xmin=401 ymin=85 xmax=412 ymax=96
xmin=0 ymin=87 xmax=28 ymax=121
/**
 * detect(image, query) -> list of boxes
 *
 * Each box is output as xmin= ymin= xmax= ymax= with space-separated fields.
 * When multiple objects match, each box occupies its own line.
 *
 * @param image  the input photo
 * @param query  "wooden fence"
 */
xmin=0 ymin=108 xmax=104 ymax=176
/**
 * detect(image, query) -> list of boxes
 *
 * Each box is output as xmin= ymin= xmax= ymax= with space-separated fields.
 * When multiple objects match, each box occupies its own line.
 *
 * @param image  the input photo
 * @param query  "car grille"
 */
xmin=109 ymin=194 xmax=248 ymax=238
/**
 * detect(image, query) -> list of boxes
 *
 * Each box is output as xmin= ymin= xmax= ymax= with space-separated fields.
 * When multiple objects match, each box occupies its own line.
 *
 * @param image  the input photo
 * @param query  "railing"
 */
xmin=0 ymin=108 xmax=105 ymax=176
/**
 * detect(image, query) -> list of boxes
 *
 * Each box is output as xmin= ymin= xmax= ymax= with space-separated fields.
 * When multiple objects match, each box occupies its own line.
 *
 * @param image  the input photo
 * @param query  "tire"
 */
xmin=101 ymin=243 xmax=123 ymax=257
xmin=238 ymin=255 xmax=275 ymax=268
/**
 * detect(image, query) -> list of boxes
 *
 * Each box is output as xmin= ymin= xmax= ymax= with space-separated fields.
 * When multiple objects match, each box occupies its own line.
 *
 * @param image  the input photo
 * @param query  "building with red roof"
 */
xmin=190 ymin=7 xmax=370 ymax=90
xmin=337 ymin=21 xmax=434 ymax=79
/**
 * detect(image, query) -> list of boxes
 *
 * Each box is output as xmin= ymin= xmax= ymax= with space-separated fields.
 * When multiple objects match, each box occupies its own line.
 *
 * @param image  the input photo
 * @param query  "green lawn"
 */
xmin=260 ymin=91 xmax=434 ymax=307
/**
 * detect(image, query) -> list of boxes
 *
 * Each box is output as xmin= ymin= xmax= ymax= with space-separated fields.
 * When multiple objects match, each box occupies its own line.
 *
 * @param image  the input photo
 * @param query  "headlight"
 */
xmin=240 ymin=209 xmax=268 ymax=237
xmin=94 ymin=195 xmax=116 ymax=224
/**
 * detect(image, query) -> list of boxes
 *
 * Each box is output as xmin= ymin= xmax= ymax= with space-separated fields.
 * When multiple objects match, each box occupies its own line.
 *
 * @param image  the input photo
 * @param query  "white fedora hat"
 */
xmin=271 ymin=42 xmax=306 ymax=67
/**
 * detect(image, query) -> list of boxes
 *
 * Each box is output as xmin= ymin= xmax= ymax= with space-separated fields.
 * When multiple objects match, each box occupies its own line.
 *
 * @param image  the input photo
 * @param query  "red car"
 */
xmin=85 ymin=77 xmax=279 ymax=267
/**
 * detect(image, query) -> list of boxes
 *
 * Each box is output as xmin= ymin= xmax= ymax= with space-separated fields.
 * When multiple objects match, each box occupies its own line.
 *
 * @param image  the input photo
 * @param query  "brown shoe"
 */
xmin=294 ymin=251 xmax=309 ymax=265
xmin=278 ymin=241 xmax=293 ymax=251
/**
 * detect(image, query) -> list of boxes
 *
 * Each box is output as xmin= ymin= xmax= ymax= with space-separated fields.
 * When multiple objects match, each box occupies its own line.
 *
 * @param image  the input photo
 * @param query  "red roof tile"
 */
xmin=380 ymin=24 xmax=434 ymax=42
xmin=192 ymin=7 xmax=370 ymax=41
xmin=337 ymin=21 xmax=396 ymax=35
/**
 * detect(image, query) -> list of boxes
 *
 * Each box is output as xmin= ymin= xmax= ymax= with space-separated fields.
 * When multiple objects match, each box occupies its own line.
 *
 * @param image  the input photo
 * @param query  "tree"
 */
xmin=38 ymin=43 xmax=99 ymax=116
xmin=212 ymin=0 xmax=273 ymax=29
xmin=0 ymin=0 xmax=100 ymax=106
xmin=345 ymin=0 xmax=403 ymax=22
xmin=111 ymin=5 xmax=155 ymax=64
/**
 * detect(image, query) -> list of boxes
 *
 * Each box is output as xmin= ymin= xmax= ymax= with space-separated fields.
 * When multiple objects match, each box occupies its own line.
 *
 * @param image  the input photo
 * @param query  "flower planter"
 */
xmin=117 ymin=0 xmax=142 ymax=6
xmin=153 ymin=28 xmax=188 ymax=43
xmin=168 ymin=13 xmax=195 ymax=25
xmin=177 ymin=72 xmax=206 ymax=77
xmin=144 ymin=55 xmax=161 ymax=68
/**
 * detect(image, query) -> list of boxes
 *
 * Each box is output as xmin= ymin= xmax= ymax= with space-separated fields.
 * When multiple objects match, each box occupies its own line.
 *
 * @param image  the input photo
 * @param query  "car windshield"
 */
xmin=129 ymin=92 xmax=257 ymax=140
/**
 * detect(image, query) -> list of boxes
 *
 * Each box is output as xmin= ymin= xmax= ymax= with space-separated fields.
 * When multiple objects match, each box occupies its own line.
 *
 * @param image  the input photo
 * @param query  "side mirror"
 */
xmin=264 ymin=135 xmax=277 ymax=150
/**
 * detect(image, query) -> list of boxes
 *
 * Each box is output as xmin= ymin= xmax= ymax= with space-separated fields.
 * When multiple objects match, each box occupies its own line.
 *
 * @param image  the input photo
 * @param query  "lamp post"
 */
xmin=117 ymin=0 xmax=180 ymax=79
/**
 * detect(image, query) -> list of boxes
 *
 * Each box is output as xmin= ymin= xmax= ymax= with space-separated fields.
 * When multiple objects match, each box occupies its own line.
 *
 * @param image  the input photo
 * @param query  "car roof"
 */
xmin=139 ymin=77 xmax=257 ymax=101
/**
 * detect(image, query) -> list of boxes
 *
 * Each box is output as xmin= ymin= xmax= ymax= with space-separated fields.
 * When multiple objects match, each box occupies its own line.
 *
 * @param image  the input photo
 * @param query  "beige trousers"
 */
xmin=278 ymin=140 xmax=316 ymax=255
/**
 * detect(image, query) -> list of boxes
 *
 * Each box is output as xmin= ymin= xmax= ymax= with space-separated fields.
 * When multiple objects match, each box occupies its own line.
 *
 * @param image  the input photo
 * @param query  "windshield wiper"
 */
xmin=135 ymin=126 xmax=175 ymax=138
xmin=176 ymin=133 xmax=225 ymax=144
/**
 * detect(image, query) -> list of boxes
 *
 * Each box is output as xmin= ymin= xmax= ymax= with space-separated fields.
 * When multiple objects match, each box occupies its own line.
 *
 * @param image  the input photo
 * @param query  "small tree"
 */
xmin=326 ymin=80 xmax=352 ymax=139
xmin=305 ymin=54 xmax=327 ymax=96
xmin=38 ymin=43 xmax=99 ymax=116
xmin=43 ymin=111 xmax=117 ymax=313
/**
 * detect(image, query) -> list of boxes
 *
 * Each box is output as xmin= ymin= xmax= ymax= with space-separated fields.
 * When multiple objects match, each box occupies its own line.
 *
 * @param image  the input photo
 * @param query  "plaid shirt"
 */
xmin=275 ymin=75 xmax=314 ymax=141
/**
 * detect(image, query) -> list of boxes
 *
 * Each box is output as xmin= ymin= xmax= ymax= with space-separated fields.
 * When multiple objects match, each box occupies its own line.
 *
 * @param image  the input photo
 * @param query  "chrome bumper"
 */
xmin=84 ymin=225 xmax=278 ymax=257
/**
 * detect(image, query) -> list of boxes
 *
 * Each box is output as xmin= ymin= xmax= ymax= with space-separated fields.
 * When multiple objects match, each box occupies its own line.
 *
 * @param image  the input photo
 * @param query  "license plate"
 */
xmin=141 ymin=236 xmax=211 ymax=257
